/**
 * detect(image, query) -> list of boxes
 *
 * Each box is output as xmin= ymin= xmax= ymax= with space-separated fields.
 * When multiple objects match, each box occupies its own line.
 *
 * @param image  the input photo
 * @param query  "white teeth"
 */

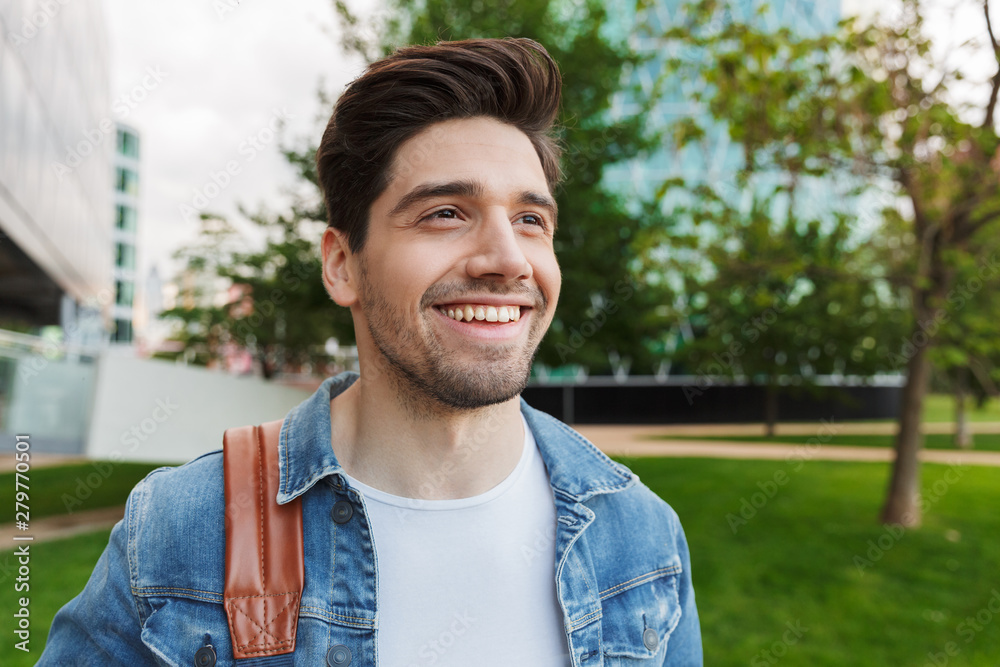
xmin=440 ymin=304 xmax=524 ymax=323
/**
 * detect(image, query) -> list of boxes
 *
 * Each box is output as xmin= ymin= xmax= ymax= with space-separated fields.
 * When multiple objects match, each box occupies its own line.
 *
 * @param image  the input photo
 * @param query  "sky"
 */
xmin=105 ymin=0 xmax=373 ymax=306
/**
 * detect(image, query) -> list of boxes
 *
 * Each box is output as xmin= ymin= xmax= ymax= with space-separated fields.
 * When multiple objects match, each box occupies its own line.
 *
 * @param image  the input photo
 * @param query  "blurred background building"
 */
xmin=112 ymin=122 xmax=140 ymax=344
xmin=0 ymin=0 xmax=113 ymax=452
xmin=0 ymin=0 xmax=113 ymax=337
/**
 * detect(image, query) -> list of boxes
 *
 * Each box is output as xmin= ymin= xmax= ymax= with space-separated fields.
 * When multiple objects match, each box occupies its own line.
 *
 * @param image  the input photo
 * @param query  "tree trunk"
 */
xmin=955 ymin=367 xmax=973 ymax=449
xmin=880 ymin=341 xmax=932 ymax=527
xmin=764 ymin=383 xmax=778 ymax=437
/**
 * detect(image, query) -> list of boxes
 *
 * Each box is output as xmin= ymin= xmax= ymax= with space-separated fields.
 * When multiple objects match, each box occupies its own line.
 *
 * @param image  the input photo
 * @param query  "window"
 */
xmin=115 ymin=242 xmax=135 ymax=270
xmin=115 ymin=204 xmax=137 ymax=231
xmin=115 ymin=280 xmax=134 ymax=307
xmin=116 ymin=128 xmax=139 ymax=159
xmin=113 ymin=318 xmax=133 ymax=343
xmin=115 ymin=167 xmax=138 ymax=195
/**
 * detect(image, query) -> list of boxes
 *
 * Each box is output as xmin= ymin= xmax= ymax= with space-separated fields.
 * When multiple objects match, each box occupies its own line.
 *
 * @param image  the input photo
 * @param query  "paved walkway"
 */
xmin=578 ymin=421 xmax=1000 ymax=438
xmin=575 ymin=425 xmax=1000 ymax=466
xmin=1 ymin=505 xmax=124 ymax=547
xmin=0 ymin=453 xmax=88 ymax=473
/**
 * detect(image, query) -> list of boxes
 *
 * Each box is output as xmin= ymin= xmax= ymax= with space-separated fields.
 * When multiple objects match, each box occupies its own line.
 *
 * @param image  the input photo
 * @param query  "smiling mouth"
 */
xmin=435 ymin=304 xmax=524 ymax=323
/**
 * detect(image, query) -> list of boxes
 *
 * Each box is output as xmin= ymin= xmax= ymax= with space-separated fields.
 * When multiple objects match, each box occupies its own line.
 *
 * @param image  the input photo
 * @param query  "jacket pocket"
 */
xmin=140 ymin=594 xmax=233 ymax=666
xmin=599 ymin=565 xmax=683 ymax=661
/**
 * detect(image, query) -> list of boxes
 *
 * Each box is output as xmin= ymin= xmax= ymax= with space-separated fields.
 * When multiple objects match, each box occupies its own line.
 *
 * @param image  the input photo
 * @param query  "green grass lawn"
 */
xmin=653 ymin=432 xmax=1000 ymax=451
xmin=0 ymin=529 xmax=113 ymax=665
xmin=922 ymin=394 xmax=1000 ymax=423
xmin=1 ymin=461 xmax=173 ymax=521
xmin=3 ymin=458 xmax=999 ymax=665
xmin=616 ymin=456 xmax=1000 ymax=666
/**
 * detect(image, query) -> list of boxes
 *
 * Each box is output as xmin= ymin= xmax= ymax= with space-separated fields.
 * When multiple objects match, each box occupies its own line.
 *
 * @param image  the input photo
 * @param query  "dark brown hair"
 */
xmin=316 ymin=37 xmax=563 ymax=253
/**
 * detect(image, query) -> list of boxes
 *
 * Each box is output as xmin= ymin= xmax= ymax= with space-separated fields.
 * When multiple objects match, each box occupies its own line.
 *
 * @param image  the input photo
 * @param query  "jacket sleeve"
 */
xmin=37 ymin=479 xmax=160 ymax=665
xmin=664 ymin=512 xmax=703 ymax=666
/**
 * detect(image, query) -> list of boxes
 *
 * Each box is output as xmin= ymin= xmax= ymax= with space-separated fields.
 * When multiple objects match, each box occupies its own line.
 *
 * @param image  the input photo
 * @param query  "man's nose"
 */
xmin=465 ymin=210 xmax=532 ymax=281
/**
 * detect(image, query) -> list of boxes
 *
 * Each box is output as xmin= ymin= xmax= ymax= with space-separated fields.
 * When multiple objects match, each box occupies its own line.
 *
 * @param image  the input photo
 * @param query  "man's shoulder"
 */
xmin=136 ymin=449 xmax=225 ymax=514
xmin=126 ymin=449 xmax=227 ymax=598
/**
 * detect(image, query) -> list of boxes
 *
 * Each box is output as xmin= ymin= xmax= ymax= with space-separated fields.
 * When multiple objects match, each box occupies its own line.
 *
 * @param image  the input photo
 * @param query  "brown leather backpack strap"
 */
xmin=223 ymin=419 xmax=304 ymax=660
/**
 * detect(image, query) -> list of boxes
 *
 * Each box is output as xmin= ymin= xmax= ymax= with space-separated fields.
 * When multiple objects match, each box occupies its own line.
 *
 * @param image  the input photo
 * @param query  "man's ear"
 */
xmin=321 ymin=227 xmax=358 ymax=307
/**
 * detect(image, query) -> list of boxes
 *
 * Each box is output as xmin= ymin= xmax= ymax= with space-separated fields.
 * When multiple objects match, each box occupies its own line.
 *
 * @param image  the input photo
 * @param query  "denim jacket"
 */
xmin=39 ymin=372 xmax=702 ymax=666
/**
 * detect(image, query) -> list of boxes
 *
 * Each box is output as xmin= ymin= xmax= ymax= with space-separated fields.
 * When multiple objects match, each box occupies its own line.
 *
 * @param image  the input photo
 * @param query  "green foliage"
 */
xmin=669 ymin=187 xmax=906 ymax=386
xmin=335 ymin=0 xmax=675 ymax=374
xmin=162 ymin=203 xmax=354 ymax=377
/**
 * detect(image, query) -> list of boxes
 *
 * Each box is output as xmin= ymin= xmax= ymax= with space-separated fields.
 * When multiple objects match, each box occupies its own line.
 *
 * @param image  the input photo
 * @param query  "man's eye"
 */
xmin=518 ymin=213 xmax=544 ymax=227
xmin=419 ymin=208 xmax=459 ymax=223
xmin=425 ymin=208 xmax=458 ymax=220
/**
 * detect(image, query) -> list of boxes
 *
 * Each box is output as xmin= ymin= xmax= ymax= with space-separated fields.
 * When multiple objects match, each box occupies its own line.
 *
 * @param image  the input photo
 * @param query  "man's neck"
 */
xmin=329 ymin=374 xmax=526 ymax=500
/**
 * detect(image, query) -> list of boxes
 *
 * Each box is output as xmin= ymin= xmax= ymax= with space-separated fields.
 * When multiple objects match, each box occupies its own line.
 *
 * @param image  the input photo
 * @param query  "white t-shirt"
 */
xmin=340 ymin=416 xmax=571 ymax=667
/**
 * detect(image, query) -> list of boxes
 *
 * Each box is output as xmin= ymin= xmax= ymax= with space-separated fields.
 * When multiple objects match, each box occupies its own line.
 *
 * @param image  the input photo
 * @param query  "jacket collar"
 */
xmin=276 ymin=371 xmax=634 ymax=505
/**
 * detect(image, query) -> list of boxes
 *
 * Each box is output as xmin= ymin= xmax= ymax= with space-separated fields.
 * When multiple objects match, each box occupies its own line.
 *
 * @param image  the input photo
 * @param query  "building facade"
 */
xmin=0 ymin=0 xmax=113 ymax=337
xmin=0 ymin=0 xmax=113 ymax=453
xmin=112 ymin=123 xmax=140 ymax=343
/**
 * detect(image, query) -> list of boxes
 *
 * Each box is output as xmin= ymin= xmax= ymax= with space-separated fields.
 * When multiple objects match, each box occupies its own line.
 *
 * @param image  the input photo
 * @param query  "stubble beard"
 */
xmin=357 ymin=261 xmax=545 ymax=413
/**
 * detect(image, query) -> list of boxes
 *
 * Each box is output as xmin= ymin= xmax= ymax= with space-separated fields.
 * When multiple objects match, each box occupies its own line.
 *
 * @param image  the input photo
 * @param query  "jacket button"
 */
xmin=643 ymin=627 xmax=659 ymax=651
xmin=327 ymin=644 xmax=352 ymax=665
xmin=331 ymin=500 xmax=353 ymax=524
xmin=194 ymin=645 xmax=217 ymax=666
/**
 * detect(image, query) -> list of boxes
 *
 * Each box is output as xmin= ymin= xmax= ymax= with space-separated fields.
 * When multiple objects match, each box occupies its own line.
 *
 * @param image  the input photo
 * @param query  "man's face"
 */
xmin=330 ymin=116 xmax=561 ymax=410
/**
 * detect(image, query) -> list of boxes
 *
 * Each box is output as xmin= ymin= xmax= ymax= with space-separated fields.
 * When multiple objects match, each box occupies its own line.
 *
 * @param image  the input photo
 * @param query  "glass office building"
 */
xmin=0 ymin=0 xmax=112 ymax=452
xmin=0 ymin=0 xmax=113 ymax=333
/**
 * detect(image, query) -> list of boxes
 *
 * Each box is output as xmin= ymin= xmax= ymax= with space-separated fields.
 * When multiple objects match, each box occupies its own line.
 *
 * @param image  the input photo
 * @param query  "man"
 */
xmin=39 ymin=38 xmax=701 ymax=666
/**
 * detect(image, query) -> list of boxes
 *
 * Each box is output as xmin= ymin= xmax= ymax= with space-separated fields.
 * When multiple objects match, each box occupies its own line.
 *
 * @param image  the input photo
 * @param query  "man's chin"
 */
xmin=390 ymin=354 xmax=532 ymax=411
xmin=424 ymin=366 xmax=532 ymax=411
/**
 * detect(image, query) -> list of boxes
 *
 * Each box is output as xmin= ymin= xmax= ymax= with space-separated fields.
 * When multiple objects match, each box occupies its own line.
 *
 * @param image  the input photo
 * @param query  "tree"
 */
xmin=929 ymin=247 xmax=1000 ymax=448
xmin=334 ymin=0 xmax=677 ymax=375
xmin=158 ymin=215 xmax=243 ymax=369
xmin=659 ymin=0 xmax=1000 ymax=525
xmin=667 ymin=185 xmax=906 ymax=435
xmin=161 ymin=193 xmax=355 ymax=377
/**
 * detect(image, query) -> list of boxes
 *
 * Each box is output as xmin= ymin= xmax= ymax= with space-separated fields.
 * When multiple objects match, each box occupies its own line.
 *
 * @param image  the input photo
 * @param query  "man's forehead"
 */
xmin=386 ymin=117 xmax=547 ymax=189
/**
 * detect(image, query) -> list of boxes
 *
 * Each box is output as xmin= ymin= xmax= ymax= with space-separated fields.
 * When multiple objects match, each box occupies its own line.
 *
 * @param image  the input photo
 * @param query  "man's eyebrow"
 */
xmin=388 ymin=178 xmax=558 ymax=225
xmin=388 ymin=179 xmax=484 ymax=218
xmin=517 ymin=191 xmax=558 ymax=224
